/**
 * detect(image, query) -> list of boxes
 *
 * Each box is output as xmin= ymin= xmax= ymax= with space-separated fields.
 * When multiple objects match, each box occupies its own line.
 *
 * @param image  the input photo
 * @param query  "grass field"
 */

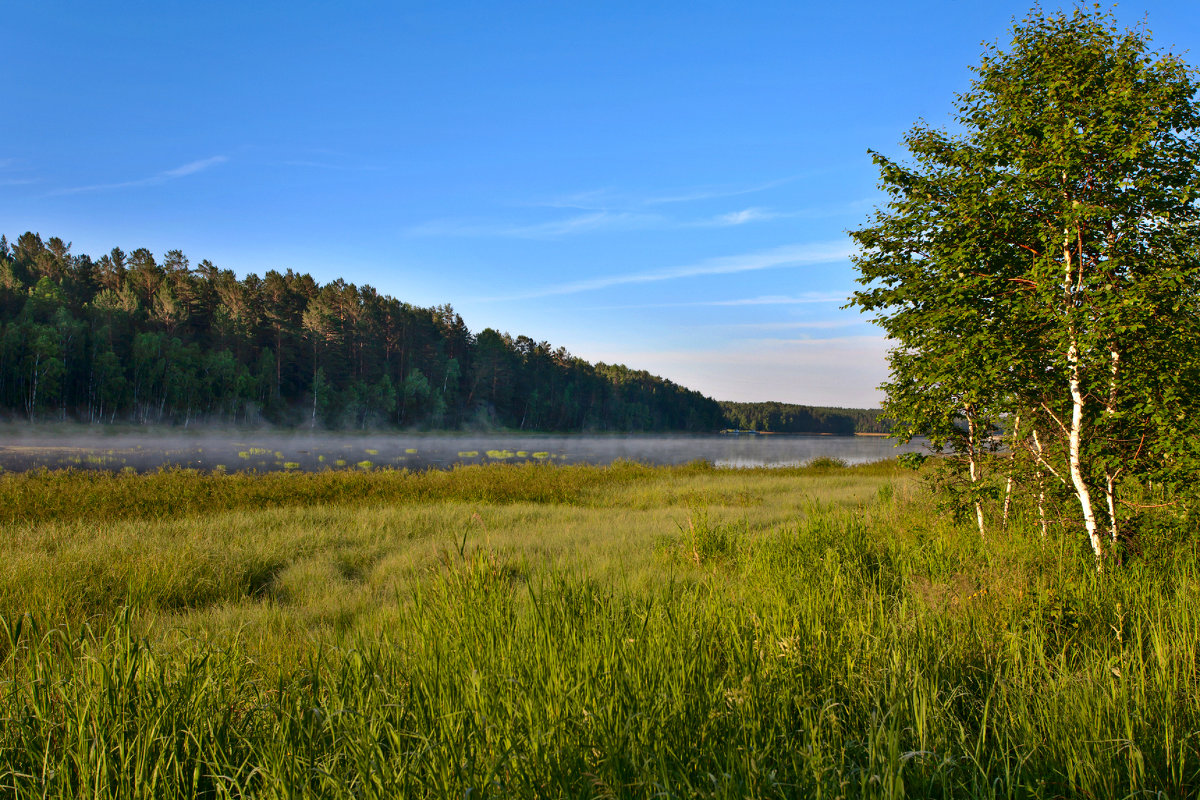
xmin=1 ymin=460 xmax=1198 ymax=798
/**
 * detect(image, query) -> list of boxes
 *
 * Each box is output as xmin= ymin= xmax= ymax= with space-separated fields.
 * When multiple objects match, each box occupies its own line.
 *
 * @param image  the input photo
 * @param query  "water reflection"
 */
xmin=0 ymin=429 xmax=928 ymax=473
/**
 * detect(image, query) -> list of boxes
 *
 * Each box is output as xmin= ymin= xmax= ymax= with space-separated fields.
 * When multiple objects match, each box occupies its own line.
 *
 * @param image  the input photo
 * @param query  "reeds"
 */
xmin=0 ymin=461 xmax=662 ymax=527
xmin=1 ymin=462 xmax=1198 ymax=797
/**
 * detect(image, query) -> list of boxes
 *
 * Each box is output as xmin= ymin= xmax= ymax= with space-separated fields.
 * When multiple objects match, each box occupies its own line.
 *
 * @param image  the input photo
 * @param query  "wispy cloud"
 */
xmin=642 ymin=175 xmax=802 ymax=206
xmin=725 ymin=318 xmax=870 ymax=332
xmin=49 ymin=155 xmax=228 ymax=195
xmin=745 ymin=334 xmax=887 ymax=346
xmin=524 ymin=188 xmax=617 ymax=211
xmin=695 ymin=198 xmax=882 ymax=228
xmin=0 ymin=158 xmax=37 ymax=187
xmin=718 ymin=208 xmax=770 ymax=226
xmin=408 ymin=178 xmax=868 ymax=240
xmin=706 ymin=207 xmax=780 ymax=226
xmin=409 ymin=206 xmax=785 ymax=237
xmin=405 ymin=211 xmax=662 ymax=239
xmin=418 ymin=194 xmax=870 ymax=240
xmin=591 ymin=291 xmax=851 ymax=310
xmin=280 ymin=159 xmax=385 ymax=171
xmin=275 ymin=148 xmax=387 ymax=171
xmin=162 ymin=156 xmax=227 ymax=178
xmin=480 ymin=241 xmax=853 ymax=301
xmin=520 ymin=175 xmax=801 ymax=212
xmin=704 ymin=292 xmax=850 ymax=306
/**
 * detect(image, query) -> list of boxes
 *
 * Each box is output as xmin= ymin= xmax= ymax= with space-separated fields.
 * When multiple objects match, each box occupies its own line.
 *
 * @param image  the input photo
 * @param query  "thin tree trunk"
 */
xmin=27 ymin=353 xmax=40 ymax=419
xmin=1104 ymin=471 xmax=1120 ymax=543
xmin=1068 ymin=333 xmax=1103 ymax=566
xmin=1002 ymin=414 xmax=1020 ymax=527
xmin=1002 ymin=475 xmax=1014 ymax=527
xmin=1104 ymin=347 xmax=1121 ymax=544
xmin=965 ymin=407 xmax=985 ymax=537
xmin=1063 ymin=219 xmax=1103 ymax=568
xmin=1031 ymin=428 xmax=1049 ymax=538
xmin=1036 ymin=467 xmax=1048 ymax=539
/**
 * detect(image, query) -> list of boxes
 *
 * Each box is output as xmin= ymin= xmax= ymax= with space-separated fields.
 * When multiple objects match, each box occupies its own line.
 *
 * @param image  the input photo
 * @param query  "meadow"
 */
xmin=1 ymin=460 xmax=1198 ymax=798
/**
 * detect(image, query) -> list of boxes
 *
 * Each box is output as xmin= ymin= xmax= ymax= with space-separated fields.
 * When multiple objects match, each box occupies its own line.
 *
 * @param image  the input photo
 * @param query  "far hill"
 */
xmin=720 ymin=401 xmax=889 ymax=435
xmin=0 ymin=231 xmax=884 ymax=434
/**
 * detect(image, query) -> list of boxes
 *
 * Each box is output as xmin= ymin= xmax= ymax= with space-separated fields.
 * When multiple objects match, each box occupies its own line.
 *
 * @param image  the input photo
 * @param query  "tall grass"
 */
xmin=0 ymin=460 xmax=671 ymax=526
xmin=1 ymin=462 xmax=1198 ymax=797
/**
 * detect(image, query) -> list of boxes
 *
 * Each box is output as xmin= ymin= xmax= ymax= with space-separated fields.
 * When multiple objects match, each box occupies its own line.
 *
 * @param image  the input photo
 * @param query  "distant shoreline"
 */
xmin=1 ymin=421 xmax=890 ymax=438
xmin=719 ymin=429 xmax=893 ymax=438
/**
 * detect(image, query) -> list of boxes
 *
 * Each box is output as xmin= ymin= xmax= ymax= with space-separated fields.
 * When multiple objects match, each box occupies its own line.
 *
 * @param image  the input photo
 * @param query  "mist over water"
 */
xmin=0 ymin=426 xmax=928 ymax=473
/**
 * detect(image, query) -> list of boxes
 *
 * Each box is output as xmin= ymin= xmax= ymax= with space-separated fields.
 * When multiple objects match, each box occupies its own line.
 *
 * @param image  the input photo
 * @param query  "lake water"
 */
xmin=0 ymin=428 xmax=928 ymax=473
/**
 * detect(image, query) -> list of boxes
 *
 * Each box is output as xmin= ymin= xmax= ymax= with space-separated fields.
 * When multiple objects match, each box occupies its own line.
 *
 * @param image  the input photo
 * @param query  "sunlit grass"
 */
xmin=1 ymin=461 xmax=1198 ymax=797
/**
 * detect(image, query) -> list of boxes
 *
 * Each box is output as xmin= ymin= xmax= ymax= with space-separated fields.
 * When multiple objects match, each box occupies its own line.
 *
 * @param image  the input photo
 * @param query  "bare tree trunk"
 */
xmin=1036 ymin=467 xmax=1048 ymax=539
xmin=1031 ymin=428 xmax=1049 ymax=538
xmin=1002 ymin=475 xmax=1014 ymax=527
xmin=311 ymin=342 xmax=319 ymax=430
xmin=1002 ymin=414 xmax=1020 ymax=527
xmin=27 ymin=353 xmax=40 ymax=419
xmin=1103 ymin=347 xmax=1121 ymax=544
xmin=1104 ymin=471 xmax=1120 ymax=543
xmin=1063 ymin=219 xmax=1103 ymax=569
xmin=1068 ymin=333 xmax=1103 ymax=567
xmin=965 ymin=407 xmax=985 ymax=537
xmin=276 ymin=328 xmax=283 ymax=400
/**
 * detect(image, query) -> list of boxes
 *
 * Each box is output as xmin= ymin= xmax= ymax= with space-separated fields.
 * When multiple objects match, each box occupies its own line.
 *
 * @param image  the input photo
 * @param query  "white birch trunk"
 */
xmin=1068 ymin=334 xmax=1104 ymax=566
xmin=1031 ymin=428 xmax=1049 ymax=538
xmin=1002 ymin=414 xmax=1020 ymax=527
xmin=1036 ymin=467 xmax=1048 ymax=539
xmin=1104 ymin=347 xmax=1121 ymax=544
xmin=1104 ymin=472 xmax=1119 ymax=543
xmin=965 ymin=409 xmax=985 ymax=537
xmin=1063 ymin=218 xmax=1104 ymax=568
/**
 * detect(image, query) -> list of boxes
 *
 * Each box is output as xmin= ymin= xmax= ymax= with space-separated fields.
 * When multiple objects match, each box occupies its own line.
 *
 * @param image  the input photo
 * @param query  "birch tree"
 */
xmin=851 ymin=7 xmax=1200 ymax=565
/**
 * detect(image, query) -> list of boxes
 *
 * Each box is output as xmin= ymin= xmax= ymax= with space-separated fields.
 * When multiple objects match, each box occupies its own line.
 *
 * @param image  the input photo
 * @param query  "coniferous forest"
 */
xmin=0 ymin=233 xmax=740 ymax=431
xmin=0 ymin=232 xmax=891 ymax=434
xmin=718 ymin=401 xmax=888 ymax=435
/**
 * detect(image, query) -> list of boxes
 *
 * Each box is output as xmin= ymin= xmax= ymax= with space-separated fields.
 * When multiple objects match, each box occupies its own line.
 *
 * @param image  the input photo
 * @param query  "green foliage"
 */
xmin=0 ymin=234 xmax=725 ymax=432
xmin=850 ymin=6 xmax=1200 ymax=554
xmin=806 ymin=456 xmax=848 ymax=469
xmin=2 ymin=465 xmax=1200 ymax=796
xmin=720 ymin=400 xmax=888 ymax=434
xmin=675 ymin=506 xmax=743 ymax=564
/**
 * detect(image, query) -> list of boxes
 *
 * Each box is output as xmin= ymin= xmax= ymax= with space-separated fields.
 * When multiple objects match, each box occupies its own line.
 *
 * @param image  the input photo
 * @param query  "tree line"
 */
xmin=0 ymin=233 xmax=887 ymax=434
xmin=0 ymin=233 xmax=730 ymax=432
xmin=719 ymin=402 xmax=888 ymax=435
xmin=850 ymin=7 xmax=1200 ymax=566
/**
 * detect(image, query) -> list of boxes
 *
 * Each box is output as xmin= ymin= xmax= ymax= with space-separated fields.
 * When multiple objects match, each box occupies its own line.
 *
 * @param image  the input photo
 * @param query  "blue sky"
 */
xmin=6 ymin=1 xmax=1200 ymax=406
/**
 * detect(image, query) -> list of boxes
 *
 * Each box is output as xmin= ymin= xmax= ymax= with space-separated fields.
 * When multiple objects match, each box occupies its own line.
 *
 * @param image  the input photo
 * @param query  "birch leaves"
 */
xmin=851 ymin=7 xmax=1200 ymax=564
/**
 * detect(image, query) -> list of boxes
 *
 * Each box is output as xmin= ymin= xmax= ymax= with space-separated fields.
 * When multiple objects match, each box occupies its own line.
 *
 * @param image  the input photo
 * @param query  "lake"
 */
xmin=0 ymin=428 xmax=928 ymax=473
